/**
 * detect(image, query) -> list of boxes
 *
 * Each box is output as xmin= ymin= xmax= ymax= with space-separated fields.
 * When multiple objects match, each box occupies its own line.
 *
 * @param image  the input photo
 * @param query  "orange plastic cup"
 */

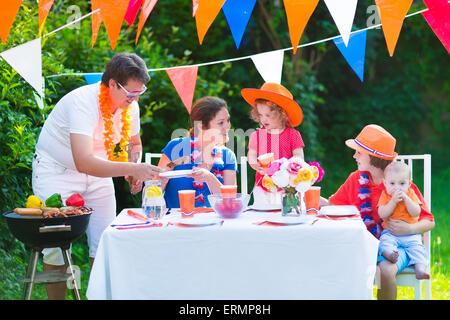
xmin=305 ymin=187 xmax=321 ymax=214
xmin=178 ymin=190 xmax=195 ymax=218
xmin=257 ymin=153 xmax=274 ymax=173
xmin=220 ymin=185 xmax=237 ymax=199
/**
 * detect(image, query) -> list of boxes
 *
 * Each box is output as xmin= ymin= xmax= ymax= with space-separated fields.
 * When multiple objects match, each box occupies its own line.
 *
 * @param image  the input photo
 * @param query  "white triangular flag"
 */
xmin=0 ymin=38 xmax=43 ymax=96
xmin=324 ymin=0 xmax=358 ymax=46
xmin=250 ymin=50 xmax=284 ymax=84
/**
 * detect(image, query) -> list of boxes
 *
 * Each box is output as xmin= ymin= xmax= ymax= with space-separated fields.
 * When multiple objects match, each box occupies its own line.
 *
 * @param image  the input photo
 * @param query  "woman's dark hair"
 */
xmin=369 ymin=155 xmax=393 ymax=170
xmin=102 ymin=53 xmax=150 ymax=87
xmin=189 ymin=96 xmax=228 ymax=135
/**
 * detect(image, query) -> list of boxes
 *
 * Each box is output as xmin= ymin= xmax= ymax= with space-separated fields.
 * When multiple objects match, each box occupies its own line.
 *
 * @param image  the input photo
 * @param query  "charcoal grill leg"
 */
xmin=22 ymin=249 xmax=40 ymax=300
xmin=62 ymin=248 xmax=81 ymax=300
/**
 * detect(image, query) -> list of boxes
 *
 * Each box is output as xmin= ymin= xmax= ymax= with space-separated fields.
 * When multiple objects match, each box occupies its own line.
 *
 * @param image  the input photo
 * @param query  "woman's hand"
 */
xmin=133 ymin=163 xmax=163 ymax=181
xmin=189 ymin=167 xmax=213 ymax=183
xmin=386 ymin=219 xmax=413 ymax=236
xmin=126 ymin=176 xmax=143 ymax=195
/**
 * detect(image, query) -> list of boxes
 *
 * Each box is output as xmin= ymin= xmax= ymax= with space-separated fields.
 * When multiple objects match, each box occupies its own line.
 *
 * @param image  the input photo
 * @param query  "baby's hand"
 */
xmin=392 ymin=189 xmax=404 ymax=203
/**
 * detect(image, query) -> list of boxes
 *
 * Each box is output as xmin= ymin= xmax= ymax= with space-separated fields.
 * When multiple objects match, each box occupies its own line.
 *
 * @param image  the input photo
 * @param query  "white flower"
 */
xmin=272 ymin=170 xmax=290 ymax=188
xmin=295 ymin=181 xmax=312 ymax=193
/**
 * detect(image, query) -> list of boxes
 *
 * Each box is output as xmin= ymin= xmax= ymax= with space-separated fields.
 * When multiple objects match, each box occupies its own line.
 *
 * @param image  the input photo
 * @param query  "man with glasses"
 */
xmin=32 ymin=53 xmax=161 ymax=299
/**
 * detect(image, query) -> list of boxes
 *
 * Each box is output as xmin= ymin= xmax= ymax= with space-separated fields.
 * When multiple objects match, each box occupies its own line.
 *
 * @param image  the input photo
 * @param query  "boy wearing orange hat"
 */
xmin=327 ymin=124 xmax=434 ymax=299
xmin=241 ymin=83 xmax=305 ymax=192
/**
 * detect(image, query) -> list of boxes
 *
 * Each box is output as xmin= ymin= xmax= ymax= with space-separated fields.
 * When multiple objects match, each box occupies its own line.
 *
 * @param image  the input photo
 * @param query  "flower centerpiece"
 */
xmin=257 ymin=157 xmax=324 ymax=215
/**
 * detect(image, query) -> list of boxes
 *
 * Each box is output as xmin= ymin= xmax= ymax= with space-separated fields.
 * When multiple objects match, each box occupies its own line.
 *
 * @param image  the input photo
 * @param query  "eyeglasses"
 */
xmin=117 ymin=82 xmax=147 ymax=99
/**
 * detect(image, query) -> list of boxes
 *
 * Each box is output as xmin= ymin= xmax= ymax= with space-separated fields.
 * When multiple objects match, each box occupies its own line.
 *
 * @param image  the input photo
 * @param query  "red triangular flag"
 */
xmin=422 ymin=0 xmax=450 ymax=54
xmin=166 ymin=66 xmax=199 ymax=114
xmin=125 ymin=0 xmax=143 ymax=26
xmin=135 ymin=0 xmax=158 ymax=44
xmin=0 ymin=0 xmax=23 ymax=44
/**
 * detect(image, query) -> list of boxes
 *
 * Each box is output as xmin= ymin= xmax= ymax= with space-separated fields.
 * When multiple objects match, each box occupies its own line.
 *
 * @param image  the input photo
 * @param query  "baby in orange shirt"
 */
xmin=378 ymin=161 xmax=429 ymax=280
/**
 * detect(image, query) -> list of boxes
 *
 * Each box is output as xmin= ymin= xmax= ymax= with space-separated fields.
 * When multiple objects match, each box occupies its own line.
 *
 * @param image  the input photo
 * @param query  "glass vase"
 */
xmin=282 ymin=188 xmax=301 ymax=216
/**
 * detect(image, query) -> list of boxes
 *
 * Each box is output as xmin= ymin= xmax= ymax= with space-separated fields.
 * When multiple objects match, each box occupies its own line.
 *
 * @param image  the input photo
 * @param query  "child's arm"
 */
xmin=292 ymin=147 xmax=304 ymax=159
xmin=402 ymin=191 xmax=421 ymax=217
xmin=247 ymin=149 xmax=262 ymax=172
xmin=378 ymin=190 xmax=402 ymax=219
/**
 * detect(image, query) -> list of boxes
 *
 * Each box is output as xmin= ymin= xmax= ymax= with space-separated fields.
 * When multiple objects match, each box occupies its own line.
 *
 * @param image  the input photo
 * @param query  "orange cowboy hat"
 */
xmin=241 ymin=82 xmax=303 ymax=127
xmin=345 ymin=124 xmax=398 ymax=160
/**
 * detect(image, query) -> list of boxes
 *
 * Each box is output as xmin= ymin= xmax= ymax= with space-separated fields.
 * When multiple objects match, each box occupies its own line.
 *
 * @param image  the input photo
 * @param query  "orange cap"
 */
xmin=345 ymin=124 xmax=398 ymax=160
xmin=241 ymin=83 xmax=303 ymax=127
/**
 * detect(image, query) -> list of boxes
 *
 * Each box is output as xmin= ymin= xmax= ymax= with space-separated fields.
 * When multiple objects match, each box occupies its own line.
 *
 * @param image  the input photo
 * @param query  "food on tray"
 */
xmin=45 ymin=193 xmax=63 ymax=208
xmin=166 ymin=156 xmax=190 ymax=169
xmin=65 ymin=193 xmax=85 ymax=207
xmin=13 ymin=206 xmax=92 ymax=218
xmin=26 ymin=195 xmax=44 ymax=208
xmin=14 ymin=208 xmax=43 ymax=215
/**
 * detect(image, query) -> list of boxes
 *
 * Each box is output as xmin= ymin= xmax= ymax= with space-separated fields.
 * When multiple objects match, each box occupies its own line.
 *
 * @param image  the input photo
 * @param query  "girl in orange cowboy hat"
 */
xmin=325 ymin=124 xmax=435 ymax=300
xmin=241 ymin=83 xmax=305 ymax=192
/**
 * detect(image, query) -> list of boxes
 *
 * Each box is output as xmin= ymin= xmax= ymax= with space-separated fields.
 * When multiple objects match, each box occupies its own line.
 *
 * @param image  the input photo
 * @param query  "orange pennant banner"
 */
xmin=166 ymin=66 xmax=199 ymax=114
xmin=97 ymin=0 xmax=129 ymax=50
xmin=375 ymin=0 xmax=413 ymax=57
xmin=283 ymin=0 xmax=319 ymax=54
xmin=136 ymin=0 xmax=159 ymax=44
xmin=91 ymin=0 xmax=102 ymax=48
xmin=195 ymin=0 xmax=226 ymax=45
xmin=0 ymin=0 xmax=23 ymax=44
xmin=38 ymin=0 xmax=55 ymax=36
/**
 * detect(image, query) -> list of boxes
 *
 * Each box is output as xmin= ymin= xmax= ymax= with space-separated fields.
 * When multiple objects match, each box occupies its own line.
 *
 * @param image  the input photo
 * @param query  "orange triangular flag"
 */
xmin=97 ymin=0 xmax=129 ymax=50
xmin=166 ymin=66 xmax=199 ymax=114
xmin=195 ymin=0 xmax=226 ymax=45
xmin=135 ymin=0 xmax=158 ymax=44
xmin=38 ymin=0 xmax=55 ymax=36
xmin=91 ymin=0 xmax=102 ymax=48
xmin=0 ymin=0 xmax=23 ymax=44
xmin=375 ymin=0 xmax=413 ymax=56
xmin=283 ymin=0 xmax=319 ymax=54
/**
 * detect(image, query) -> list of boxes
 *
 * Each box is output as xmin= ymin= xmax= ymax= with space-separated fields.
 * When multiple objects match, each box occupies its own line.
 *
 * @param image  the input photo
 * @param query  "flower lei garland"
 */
xmin=358 ymin=172 xmax=382 ymax=239
xmin=190 ymin=136 xmax=224 ymax=204
xmin=99 ymin=83 xmax=131 ymax=162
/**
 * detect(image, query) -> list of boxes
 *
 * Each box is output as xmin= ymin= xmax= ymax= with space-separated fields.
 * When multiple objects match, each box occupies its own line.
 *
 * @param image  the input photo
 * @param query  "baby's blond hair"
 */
xmin=384 ymin=161 xmax=411 ymax=180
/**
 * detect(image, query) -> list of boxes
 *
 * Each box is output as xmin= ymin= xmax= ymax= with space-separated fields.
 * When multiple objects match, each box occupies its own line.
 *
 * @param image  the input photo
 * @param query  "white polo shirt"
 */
xmin=35 ymin=82 xmax=140 ymax=170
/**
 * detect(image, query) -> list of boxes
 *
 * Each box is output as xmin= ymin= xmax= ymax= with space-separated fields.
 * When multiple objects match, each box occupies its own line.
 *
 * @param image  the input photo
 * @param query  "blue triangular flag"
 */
xmin=333 ymin=30 xmax=367 ymax=82
xmin=84 ymin=73 xmax=102 ymax=84
xmin=222 ymin=0 xmax=257 ymax=49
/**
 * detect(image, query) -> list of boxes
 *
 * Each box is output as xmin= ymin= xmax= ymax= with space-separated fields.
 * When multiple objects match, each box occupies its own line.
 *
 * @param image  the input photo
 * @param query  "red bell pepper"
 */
xmin=65 ymin=193 xmax=85 ymax=207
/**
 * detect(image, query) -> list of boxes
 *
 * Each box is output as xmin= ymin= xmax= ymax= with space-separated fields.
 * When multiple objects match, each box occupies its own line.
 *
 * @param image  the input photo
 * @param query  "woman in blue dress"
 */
xmin=158 ymin=96 xmax=237 ymax=208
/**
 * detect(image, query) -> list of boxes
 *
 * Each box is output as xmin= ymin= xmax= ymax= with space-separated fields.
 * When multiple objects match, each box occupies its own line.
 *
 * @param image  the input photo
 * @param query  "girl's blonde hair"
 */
xmin=250 ymin=99 xmax=291 ymax=128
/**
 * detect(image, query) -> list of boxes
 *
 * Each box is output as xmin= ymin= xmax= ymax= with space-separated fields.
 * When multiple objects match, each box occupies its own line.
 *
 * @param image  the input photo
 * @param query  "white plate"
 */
xmin=264 ymin=215 xmax=310 ymax=225
xmin=319 ymin=205 xmax=360 ymax=216
xmin=172 ymin=215 xmax=223 ymax=226
xmin=159 ymin=169 xmax=193 ymax=179
xmin=249 ymin=204 xmax=282 ymax=211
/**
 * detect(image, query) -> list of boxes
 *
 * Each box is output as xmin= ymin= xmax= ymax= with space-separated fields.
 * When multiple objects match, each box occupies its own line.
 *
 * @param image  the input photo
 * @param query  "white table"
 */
xmin=86 ymin=208 xmax=379 ymax=300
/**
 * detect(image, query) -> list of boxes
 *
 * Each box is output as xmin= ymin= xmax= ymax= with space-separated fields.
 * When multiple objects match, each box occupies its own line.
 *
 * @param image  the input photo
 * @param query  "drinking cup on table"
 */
xmin=257 ymin=153 xmax=274 ymax=173
xmin=305 ymin=187 xmax=321 ymax=214
xmin=178 ymin=190 xmax=195 ymax=218
xmin=220 ymin=185 xmax=237 ymax=199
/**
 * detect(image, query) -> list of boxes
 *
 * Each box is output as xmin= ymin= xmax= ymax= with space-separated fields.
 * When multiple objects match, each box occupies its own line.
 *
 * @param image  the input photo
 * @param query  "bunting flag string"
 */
xmin=0 ymin=3 xmax=444 ymax=107
xmin=324 ymin=0 xmax=358 ymax=47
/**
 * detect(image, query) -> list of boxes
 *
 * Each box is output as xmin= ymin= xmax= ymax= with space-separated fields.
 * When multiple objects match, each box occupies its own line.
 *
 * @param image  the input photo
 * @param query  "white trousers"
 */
xmin=32 ymin=152 xmax=116 ymax=265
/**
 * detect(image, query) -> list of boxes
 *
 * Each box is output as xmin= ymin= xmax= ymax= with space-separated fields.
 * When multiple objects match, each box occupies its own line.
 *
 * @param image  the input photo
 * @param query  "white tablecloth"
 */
xmin=86 ymin=209 xmax=379 ymax=300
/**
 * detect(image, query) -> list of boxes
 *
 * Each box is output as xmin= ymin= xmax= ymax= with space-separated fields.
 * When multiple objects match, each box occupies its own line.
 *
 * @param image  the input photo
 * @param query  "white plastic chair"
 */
xmin=144 ymin=153 xmax=249 ymax=194
xmin=374 ymin=154 xmax=432 ymax=300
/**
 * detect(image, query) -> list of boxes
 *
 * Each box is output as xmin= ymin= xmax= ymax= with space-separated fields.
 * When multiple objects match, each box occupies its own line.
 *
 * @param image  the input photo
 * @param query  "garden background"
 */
xmin=0 ymin=0 xmax=448 ymax=300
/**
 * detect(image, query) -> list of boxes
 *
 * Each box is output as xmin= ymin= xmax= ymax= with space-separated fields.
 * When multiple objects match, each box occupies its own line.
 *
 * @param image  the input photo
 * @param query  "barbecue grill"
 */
xmin=3 ymin=209 xmax=92 ymax=300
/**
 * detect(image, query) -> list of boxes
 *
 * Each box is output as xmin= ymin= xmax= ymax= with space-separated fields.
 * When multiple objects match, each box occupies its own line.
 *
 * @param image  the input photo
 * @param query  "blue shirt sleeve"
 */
xmin=162 ymin=137 xmax=191 ymax=161
xmin=222 ymin=147 xmax=237 ymax=172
